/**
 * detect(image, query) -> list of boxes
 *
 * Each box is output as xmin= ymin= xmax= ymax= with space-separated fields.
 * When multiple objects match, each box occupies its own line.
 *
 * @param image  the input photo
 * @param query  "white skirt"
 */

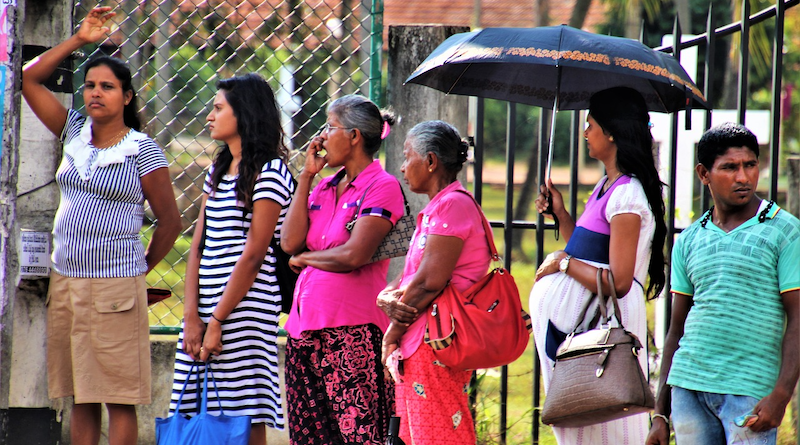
xmin=529 ymin=260 xmax=650 ymax=445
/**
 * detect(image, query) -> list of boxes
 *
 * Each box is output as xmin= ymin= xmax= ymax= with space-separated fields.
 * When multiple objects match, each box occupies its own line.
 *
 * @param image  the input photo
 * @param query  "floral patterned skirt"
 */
xmin=285 ymin=324 xmax=394 ymax=445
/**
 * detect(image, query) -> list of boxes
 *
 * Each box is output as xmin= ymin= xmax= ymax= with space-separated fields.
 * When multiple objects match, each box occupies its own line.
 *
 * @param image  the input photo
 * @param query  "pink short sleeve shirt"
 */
xmin=398 ymin=181 xmax=492 ymax=358
xmin=284 ymin=160 xmax=405 ymax=338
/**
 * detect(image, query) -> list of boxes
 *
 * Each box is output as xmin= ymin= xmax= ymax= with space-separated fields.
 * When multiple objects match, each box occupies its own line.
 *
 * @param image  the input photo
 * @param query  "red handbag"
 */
xmin=423 ymin=191 xmax=532 ymax=371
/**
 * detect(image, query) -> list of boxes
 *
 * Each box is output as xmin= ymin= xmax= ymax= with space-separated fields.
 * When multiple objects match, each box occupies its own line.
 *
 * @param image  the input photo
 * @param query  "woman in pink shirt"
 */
xmin=379 ymin=120 xmax=492 ymax=445
xmin=281 ymin=95 xmax=405 ymax=445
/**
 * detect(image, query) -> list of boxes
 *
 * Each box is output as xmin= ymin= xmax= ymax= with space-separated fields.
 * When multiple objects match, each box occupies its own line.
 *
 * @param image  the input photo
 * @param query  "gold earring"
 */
xmin=609 ymin=136 xmax=614 ymax=142
xmin=428 ymin=168 xmax=433 ymax=172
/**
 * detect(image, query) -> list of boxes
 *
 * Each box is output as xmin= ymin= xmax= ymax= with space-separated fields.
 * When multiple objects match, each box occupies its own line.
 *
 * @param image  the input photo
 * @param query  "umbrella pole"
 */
xmin=545 ymin=99 xmax=558 ymax=183
xmin=543 ymin=97 xmax=561 ymax=240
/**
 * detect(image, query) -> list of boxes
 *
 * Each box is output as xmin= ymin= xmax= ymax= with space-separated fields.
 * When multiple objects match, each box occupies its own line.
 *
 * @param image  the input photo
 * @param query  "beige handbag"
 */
xmin=540 ymin=268 xmax=655 ymax=427
xmin=346 ymin=180 xmax=416 ymax=263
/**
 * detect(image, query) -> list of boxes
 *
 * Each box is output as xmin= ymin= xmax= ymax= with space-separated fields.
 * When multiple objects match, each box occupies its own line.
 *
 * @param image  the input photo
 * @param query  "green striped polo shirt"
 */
xmin=668 ymin=201 xmax=800 ymax=400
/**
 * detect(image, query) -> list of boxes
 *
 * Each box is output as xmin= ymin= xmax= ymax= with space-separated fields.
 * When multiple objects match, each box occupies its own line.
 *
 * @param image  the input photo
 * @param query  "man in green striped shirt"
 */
xmin=647 ymin=123 xmax=800 ymax=445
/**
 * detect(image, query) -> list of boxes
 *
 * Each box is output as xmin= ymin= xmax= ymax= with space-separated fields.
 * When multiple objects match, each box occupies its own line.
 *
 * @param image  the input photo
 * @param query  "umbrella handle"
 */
xmin=541 ymin=193 xmax=560 ymax=241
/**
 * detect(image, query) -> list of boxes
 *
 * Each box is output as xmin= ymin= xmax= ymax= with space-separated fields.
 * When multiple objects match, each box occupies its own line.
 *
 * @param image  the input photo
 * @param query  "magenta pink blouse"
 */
xmin=398 ymin=181 xmax=492 ymax=359
xmin=284 ymin=160 xmax=405 ymax=338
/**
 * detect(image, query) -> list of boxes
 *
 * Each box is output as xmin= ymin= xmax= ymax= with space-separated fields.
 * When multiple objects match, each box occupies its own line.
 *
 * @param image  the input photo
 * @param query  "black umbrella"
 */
xmin=405 ymin=25 xmax=709 ymax=178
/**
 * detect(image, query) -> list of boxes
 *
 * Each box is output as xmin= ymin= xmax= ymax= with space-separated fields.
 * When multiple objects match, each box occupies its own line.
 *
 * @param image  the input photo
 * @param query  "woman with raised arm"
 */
xmin=281 ymin=94 xmax=403 ymax=445
xmin=21 ymin=7 xmax=181 ymax=445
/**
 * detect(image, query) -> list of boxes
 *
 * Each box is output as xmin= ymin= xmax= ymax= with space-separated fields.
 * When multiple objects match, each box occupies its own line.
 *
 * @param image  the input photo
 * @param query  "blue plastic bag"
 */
xmin=156 ymin=363 xmax=251 ymax=445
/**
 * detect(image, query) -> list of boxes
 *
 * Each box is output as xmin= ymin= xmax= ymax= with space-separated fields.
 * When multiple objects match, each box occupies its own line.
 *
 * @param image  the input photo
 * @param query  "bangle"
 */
xmin=210 ymin=313 xmax=223 ymax=323
xmin=651 ymin=413 xmax=670 ymax=425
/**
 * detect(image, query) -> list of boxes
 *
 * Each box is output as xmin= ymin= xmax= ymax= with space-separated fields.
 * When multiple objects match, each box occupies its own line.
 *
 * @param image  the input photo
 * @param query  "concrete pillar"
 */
xmin=0 ymin=0 xmax=22 ymax=429
xmin=1 ymin=0 xmax=69 ymax=443
xmin=384 ymin=25 xmax=470 ymax=276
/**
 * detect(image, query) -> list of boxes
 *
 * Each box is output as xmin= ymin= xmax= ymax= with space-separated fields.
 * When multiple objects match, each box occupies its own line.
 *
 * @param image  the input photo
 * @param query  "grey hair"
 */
xmin=327 ymin=94 xmax=396 ymax=156
xmin=407 ymin=120 xmax=469 ymax=179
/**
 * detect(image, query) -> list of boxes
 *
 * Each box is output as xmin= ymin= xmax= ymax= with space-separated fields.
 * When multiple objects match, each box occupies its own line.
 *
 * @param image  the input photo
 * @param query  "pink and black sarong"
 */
xmin=286 ymin=323 xmax=394 ymax=445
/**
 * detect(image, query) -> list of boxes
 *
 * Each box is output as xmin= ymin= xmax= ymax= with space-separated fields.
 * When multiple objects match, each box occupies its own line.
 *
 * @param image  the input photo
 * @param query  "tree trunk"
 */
xmin=472 ymin=0 xmax=482 ymax=29
xmin=568 ymin=0 xmax=592 ymax=29
xmin=511 ymin=122 xmax=541 ymax=260
xmin=675 ymin=0 xmax=692 ymax=34
xmin=624 ymin=0 xmax=642 ymax=39
xmin=534 ymin=0 xmax=550 ymax=27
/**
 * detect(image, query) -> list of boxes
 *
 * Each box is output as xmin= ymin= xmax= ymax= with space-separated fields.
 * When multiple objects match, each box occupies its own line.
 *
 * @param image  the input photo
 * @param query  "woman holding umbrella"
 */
xmin=530 ymin=86 xmax=667 ymax=443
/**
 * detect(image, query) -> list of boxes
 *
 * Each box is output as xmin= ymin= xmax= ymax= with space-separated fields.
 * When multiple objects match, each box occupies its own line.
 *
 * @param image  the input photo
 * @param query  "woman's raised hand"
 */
xmin=302 ymin=136 xmax=328 ymax=177
xmin=76 ymin=7 xmax=117 ymax=45
xmin=535 ymin=178 xmax=564 ymax=219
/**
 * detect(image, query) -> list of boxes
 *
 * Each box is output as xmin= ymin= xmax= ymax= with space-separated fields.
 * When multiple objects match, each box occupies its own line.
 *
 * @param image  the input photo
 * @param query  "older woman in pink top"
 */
xmin=281 ymin=94 xmax=404 ymax=445
xmin=379 ymin=120 xmax=492 ymax=445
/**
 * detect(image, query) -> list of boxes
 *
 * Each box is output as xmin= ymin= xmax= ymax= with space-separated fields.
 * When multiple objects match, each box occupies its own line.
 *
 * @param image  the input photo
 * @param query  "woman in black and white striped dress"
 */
xmin=169 ymin=74 xmax=294 ymax=444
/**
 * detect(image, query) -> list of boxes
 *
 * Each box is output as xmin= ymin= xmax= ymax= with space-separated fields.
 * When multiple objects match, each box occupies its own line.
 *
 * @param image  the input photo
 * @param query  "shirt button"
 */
xmin=443 ymin=223 xmax=448 ymax=228
xmin=322 ymin=235 xmax=326 ymax=240
xmin=111 ymin=303 xmax=118 ymax=310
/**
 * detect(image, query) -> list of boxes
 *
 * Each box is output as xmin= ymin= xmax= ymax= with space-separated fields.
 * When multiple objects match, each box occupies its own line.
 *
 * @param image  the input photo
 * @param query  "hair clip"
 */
xmin=380 ymin=121 xmax=391 ymax=140
xmin=648 ymin=122 xmax=654 ymax=128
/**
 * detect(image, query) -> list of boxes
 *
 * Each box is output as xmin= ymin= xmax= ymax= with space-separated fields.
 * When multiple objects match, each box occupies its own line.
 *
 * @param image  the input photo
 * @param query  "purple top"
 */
xmin=564 ymin=175 xmax=632 ymax=264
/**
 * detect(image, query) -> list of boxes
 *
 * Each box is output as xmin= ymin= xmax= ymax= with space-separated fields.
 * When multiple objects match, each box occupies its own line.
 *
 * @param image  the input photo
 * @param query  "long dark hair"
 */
xmin=589 ymin=87 xmax=667 ymax=299
xmin=209 ymin=73 xmax=287 ymax=211
xmin=84 ymin=56 xmax=141 ymax=131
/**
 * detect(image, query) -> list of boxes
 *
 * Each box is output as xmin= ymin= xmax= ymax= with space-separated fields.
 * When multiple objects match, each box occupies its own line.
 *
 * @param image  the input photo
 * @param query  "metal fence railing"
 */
xmin=71 ymin=0 xmax=382 ymax=330
xmin=65 ymin=1 xmax=798 ymax=443
xmin=488 ymin=0 xmax=799 ymax=442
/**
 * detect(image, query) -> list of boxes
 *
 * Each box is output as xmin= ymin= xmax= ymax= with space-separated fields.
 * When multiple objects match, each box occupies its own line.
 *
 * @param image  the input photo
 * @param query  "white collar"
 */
xmin=63 ymin=116 xmax=145 ymax=181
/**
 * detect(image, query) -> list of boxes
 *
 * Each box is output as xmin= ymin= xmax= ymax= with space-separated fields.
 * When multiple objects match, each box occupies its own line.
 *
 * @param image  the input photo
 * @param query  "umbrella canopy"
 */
xmin=405 ymin=25 xmax=709 ymax=113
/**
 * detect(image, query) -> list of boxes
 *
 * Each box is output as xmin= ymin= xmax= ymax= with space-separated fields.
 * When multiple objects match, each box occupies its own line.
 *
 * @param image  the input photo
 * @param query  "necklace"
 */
xmin=602 ymin=172 xmax=622 ymax=193
xmin=700 ymin=200 xmax=774 ymax=228
xmin=93 ymin=127 xmax=130 ymax=149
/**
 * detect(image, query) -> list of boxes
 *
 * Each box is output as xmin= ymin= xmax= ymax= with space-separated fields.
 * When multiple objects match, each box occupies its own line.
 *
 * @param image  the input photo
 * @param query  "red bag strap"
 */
xmin=452 ymin=189 xmax=500 ymax=261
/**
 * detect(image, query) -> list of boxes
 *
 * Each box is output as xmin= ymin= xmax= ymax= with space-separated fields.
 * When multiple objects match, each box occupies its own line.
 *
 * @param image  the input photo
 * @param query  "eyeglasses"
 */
xmin=322 ymin=123 xmax=353 ymax=135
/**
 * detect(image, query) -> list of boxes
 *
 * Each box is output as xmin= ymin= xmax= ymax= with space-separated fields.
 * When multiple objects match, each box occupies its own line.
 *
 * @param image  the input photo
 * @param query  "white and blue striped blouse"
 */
xmin=52 ymin=110 xmax=168 ymax=278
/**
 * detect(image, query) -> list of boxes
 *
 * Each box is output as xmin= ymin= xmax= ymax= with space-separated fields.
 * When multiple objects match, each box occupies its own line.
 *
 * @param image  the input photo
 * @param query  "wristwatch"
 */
xmin=559 ymin=255 xmax=572 ymax=274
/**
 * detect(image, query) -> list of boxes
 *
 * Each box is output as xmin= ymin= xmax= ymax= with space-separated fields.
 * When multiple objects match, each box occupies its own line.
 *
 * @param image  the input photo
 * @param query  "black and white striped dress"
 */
xmin=169 ymin=159 xmax=294 ymax=428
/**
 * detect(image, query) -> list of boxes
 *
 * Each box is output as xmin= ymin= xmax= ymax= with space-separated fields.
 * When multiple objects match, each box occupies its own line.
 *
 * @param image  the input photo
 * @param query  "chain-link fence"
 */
xmin=72 ymin=0 xmax=382 ymax=329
